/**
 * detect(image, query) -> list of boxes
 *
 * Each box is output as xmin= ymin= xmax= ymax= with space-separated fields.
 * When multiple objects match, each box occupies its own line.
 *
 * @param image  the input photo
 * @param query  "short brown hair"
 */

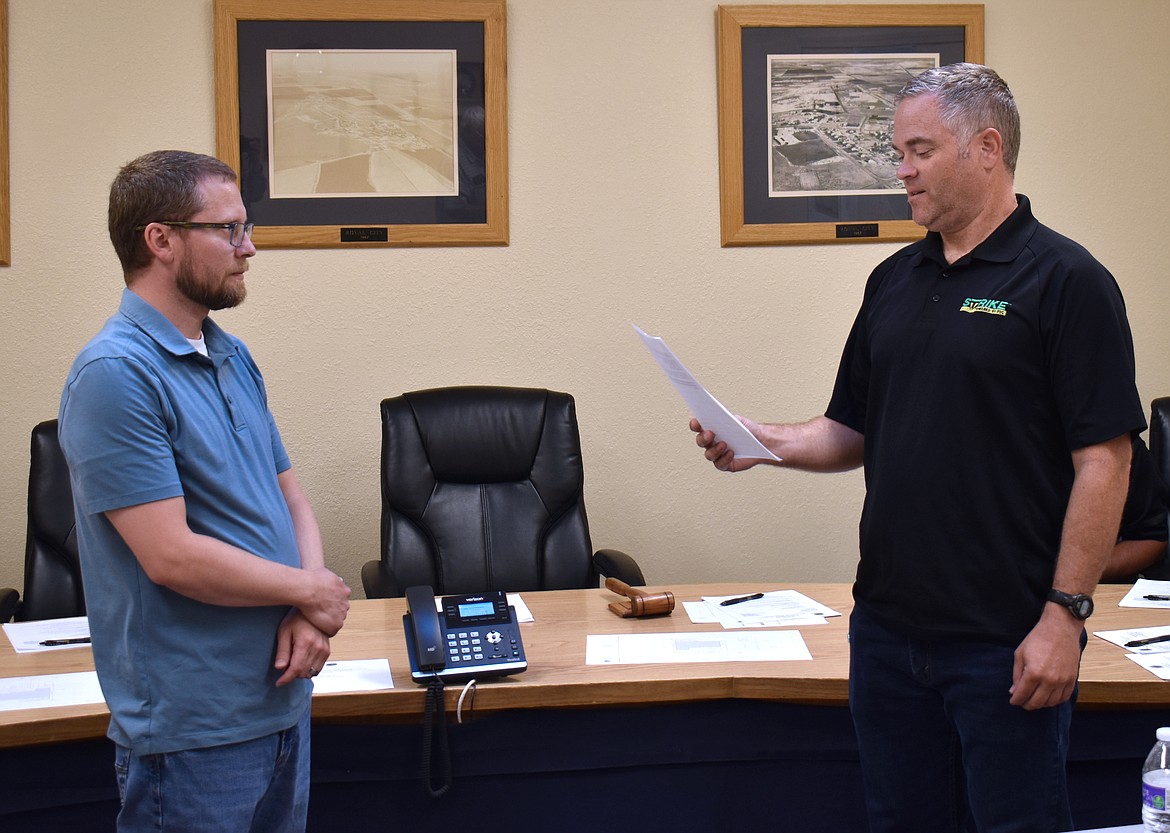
xmin=108 ymin=150 xmax=238 ymax=277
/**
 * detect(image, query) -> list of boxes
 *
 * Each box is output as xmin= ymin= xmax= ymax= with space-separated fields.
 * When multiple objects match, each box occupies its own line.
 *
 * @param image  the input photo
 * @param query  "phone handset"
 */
xmin=405 ymin=585 xmax=446 ymax=673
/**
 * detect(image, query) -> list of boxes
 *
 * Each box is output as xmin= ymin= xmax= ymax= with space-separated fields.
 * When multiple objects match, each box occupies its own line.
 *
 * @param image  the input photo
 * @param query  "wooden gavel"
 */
xmin=605 ymin=577 xmax=675 ymax=618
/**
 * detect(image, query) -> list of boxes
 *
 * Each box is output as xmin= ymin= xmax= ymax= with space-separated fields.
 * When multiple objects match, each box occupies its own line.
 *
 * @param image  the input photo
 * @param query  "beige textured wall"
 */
xmin=2 ymin=0 xmax=1168 ymax=596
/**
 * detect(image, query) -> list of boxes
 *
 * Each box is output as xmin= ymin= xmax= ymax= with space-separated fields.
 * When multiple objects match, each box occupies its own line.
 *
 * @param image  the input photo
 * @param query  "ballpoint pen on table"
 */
xmin=720 ymin=593 xmax=765 ymax=607
xmin=1124 ymin=634 xmax=1170 ymax=648
xmin=1143 ymin=595 xmax=1170 ymax=602
xmin=39 ymin=637 xmax=92 ymax=647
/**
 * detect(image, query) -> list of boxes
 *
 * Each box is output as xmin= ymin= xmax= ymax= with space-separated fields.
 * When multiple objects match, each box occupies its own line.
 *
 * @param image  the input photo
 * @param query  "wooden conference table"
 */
xmin=2 ymin=583 xmax=1167 ymax=830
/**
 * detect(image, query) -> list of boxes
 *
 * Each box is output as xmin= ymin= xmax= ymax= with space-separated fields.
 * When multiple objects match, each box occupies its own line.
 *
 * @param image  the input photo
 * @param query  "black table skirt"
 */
xmin=0 ymin=700 xmax=1153 ymax=832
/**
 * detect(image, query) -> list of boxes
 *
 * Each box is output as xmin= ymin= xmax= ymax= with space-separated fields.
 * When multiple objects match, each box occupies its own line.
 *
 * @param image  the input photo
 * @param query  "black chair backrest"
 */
xmin=1152 ymin=397 xmax=1170 ymax=493
xmin=380 ymin=386 xmax=597 ymax=596
xmin=19 ymin=419 xmax=85 ymax=621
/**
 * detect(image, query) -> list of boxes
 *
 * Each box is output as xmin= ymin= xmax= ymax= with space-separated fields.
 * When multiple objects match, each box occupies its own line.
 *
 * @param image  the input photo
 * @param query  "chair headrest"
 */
xmin=392 ymin=387 xmax=569 ymax=484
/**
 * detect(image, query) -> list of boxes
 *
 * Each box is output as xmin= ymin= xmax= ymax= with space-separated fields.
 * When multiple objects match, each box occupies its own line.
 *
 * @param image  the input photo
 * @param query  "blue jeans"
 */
xmin=114 ymin=707 xmax=310 ymax=833
xmin=848 ymin=604 xmax=1079 ymax=833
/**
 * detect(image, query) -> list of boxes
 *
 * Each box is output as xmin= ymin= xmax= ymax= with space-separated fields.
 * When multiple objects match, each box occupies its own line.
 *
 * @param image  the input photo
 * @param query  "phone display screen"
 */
xmin=443 ymin=591 xmax=510 ymax=627
xmin=457 ymin=601 xmax=496 ymax=618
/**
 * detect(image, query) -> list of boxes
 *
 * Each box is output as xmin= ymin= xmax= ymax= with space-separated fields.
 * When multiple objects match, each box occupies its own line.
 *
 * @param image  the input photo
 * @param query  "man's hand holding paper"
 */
xmin=690 ymin=416 xmax=775 ymax=472
xmin=633 ymin=324 xmax=780 ymax=464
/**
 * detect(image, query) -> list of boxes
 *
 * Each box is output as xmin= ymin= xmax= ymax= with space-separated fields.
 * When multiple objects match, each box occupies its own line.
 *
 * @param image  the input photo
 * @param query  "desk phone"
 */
xmin=403 ymin=586 xmax=527 ymax=684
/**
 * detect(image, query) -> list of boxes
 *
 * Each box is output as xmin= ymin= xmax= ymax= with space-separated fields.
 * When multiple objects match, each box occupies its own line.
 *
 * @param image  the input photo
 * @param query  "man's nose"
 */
xmin=238 ymin=236 xmax=257 ymax=257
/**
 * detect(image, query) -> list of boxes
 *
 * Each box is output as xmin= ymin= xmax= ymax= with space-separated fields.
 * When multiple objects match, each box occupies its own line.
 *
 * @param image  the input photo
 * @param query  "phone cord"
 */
xmin=421 ymin=675 xmax=452 ymax=797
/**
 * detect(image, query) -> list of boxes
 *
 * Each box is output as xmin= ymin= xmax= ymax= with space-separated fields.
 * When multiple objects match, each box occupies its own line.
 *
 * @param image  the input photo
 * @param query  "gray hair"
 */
xmin=897 ymin=63 xmax=1021 ymax=175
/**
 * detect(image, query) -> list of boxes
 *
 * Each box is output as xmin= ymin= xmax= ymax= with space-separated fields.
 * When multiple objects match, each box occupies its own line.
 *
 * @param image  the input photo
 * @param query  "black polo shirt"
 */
xmin=827 ymin=195 xmax=1145 ymax=643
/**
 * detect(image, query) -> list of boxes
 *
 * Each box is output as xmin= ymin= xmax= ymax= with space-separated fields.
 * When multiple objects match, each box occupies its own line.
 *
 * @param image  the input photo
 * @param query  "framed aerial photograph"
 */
xmin=716 ymin=4 xmax=984 ymax=246
xmin=213 ymin=0 xmax=508 ymax=248
xmin=0 ymin=0 xmax=9 ymax=266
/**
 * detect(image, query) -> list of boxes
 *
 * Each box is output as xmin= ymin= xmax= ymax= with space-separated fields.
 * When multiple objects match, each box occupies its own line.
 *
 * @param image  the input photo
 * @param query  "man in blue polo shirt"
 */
xmin=59 ymin=150 xmax=351 ymax=833
xmin=691 ymin=64 xmax=1143 ymax=832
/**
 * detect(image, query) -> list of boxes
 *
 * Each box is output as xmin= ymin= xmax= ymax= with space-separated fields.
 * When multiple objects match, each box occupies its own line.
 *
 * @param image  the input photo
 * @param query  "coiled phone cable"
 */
xmin=420 ymin=675 xmax=451 ymax=798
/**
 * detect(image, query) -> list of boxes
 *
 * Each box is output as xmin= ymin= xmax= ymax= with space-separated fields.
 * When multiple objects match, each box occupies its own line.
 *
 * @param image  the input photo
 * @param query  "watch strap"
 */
xmin=1046 ymin=588 xmax=1093 ymax=620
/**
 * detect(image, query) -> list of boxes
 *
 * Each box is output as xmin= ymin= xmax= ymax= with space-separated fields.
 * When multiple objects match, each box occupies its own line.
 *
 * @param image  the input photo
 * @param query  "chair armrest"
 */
xmin=360 ymin=560 xmax=405 ymax=599
xmin=0 ymin=588 xmax=19 ymax=623
xmin=593 ymin=549 xmax=646 ymax=587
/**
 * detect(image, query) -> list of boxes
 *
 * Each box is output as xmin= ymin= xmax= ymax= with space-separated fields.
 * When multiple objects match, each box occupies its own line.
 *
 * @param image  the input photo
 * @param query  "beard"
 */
xmin=176 ymin=249 xmax=247 ymax=311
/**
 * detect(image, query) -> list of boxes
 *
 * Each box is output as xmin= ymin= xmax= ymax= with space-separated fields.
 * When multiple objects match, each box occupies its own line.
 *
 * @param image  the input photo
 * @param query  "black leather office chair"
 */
xmin=0 ymin=420 xmax=86 ymax=622
xmin=1145 ymin=397 xmax=1170 ymax=580
xmin=361 ymin=386 xmax=646 ymax=598
xmin=1151 ymin=398 xmax=1170 ymax=491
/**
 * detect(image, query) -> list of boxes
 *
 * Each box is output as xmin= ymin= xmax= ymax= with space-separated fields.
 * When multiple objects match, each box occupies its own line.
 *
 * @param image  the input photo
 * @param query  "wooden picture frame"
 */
xmin=213 ymin=0 xmax=508 ymax=248
xmin=0 ymin=0 xmax=10 ymax=266
xmin=716 ymin=4 xmax=984 ymax=246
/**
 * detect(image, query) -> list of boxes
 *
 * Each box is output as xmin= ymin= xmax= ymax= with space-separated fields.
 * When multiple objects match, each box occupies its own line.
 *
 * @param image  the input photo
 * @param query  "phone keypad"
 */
xmin=444 ymin=628 xmax=521 ymax=664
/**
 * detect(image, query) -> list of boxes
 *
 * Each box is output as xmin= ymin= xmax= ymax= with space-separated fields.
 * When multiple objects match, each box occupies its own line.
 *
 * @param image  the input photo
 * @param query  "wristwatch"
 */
xmin=1047 ymin=588 xmax=1094 ymax=621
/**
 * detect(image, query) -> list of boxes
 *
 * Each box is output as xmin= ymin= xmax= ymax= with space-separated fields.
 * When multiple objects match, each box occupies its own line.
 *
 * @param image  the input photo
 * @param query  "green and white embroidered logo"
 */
xmin=960 ymin=297 xmax=1010 ymax=316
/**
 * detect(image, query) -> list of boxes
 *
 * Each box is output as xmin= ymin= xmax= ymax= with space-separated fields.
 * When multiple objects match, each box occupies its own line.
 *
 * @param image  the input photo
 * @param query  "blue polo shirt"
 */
xmin=59 ymin=288 xmax=310 ymax=755
xmin=827 ymin=196 xmax=1145 ymax=643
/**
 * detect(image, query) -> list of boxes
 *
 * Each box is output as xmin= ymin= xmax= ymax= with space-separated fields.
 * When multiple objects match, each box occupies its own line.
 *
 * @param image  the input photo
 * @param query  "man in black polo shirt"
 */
xmin=691 ymin=63 xmax=1143 ymax=832
xmin=1103 ymin=435 xmax=1169 ymax=582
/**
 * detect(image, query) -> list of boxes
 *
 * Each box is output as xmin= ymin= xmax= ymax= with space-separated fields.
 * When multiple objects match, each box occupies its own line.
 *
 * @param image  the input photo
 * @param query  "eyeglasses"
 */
xmin=136 ymin=221 xmax=255 ymax=248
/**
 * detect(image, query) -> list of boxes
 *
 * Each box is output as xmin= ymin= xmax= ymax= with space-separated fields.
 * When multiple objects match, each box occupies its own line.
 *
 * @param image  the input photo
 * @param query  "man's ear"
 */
xmin=977 ymin=126 xmax=1005 ymax=172
xmin=141 ymin=222 xmax=178 ymax=265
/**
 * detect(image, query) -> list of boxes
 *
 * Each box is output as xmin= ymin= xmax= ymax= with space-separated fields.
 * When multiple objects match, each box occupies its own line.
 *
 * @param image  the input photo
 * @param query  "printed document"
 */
xmin=310 ymin=659 xmax=395 ymax=695
xmin=1093 ymin=625 xmax=1170 ymax=655
xmin=1092 ymin=624 xmax=1170 ymax=680
xmin=1127 ymin=653 xmax=1170 ymax=681
xmin=692 ymin=589 xmax=841 ymax=629
xmin=585 ymin=630 xmax=811 ymax=665
xmin=3 ymin=615 xmax=90 ymax=653
xmin=1118 ymin=579 xmax=1170 ymax=609
xmin=632 ymin=324 xmax=779 ymax=461
xmin=0 ymin=671 xmax=103 ymax=712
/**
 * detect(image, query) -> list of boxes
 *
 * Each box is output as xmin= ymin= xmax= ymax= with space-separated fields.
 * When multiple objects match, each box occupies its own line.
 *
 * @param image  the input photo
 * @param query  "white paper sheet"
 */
xmin=697 ymin=589 xmax=841 ymax=629
xmin=310 ymin=658 xmax=395 ymax=695
xmin=3 ymin=616 xmax=91 ymax=653
xmin=0 ymin=659 xmax=396 ymax=714
xmin=1092 ymin=625 xmax=1170 ymax=681
xmin=1127 ymin=652 xmax=1170 ymax=680
xmin=585 ymin=630 xmax=811 ymax=665
xmin=507 ymin=594 xmax=535 ymax=623
xmin=1094 ymin=625 xmax=1170 ymax=655
xmin=632 ymin=324 xmax=780 ymax=461
xmin=683 ymin=600 xmax=721 ymax=624
xmin=0 ymin=670 xmax=104 ymax=712
xmin=1118 ymin=579 xmax=1170 ymax=609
